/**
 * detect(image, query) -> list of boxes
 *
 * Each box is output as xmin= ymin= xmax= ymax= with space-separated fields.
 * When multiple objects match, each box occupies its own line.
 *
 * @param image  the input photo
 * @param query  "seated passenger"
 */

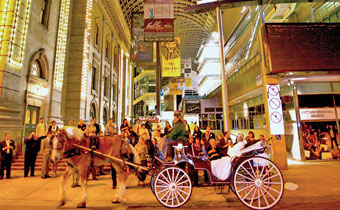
xmin=227 ymin=134 xmax=246 ymax=157
xmin=207 ymin=138 xmax=220 ymax=161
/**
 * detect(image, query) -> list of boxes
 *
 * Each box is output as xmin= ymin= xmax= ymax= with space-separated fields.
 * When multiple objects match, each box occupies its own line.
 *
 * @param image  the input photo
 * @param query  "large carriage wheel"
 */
xmin=233 ymin=157 xmax=284 ymax=210
xmin=153 ymin=167 xmax=192 ymax=208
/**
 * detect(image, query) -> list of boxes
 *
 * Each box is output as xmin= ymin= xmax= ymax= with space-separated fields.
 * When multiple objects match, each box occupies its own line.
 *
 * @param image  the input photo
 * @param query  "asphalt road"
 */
xmin=0 ymin=160 xmax=340 ymax=210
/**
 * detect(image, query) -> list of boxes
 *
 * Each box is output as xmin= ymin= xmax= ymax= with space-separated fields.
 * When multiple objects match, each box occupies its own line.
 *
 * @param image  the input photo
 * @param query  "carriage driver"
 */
xmin=164 ymin=112 xmax=187 ymax=162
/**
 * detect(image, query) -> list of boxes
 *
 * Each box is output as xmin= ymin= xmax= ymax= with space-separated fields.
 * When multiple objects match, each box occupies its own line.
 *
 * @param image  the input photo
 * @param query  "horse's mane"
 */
xmin=62 ymin=126 xmax=84 ymax=142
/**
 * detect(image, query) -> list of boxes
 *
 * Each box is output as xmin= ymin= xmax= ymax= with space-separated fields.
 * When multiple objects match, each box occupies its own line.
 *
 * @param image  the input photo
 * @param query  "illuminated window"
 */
xmin=40 ymin=0 xmax=51 ymax=27
xmin=31 ymin=60 xmax=43 ymax=78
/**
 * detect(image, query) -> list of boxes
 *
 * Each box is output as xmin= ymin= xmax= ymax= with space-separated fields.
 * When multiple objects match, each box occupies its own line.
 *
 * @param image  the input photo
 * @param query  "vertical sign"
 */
xmin=267 ymin=84 xmax=285 ymax=135
xmin=161 ymin=37 xmax=181 ymax=77
xmin=144 ymin=0 xmax=174 ymax=42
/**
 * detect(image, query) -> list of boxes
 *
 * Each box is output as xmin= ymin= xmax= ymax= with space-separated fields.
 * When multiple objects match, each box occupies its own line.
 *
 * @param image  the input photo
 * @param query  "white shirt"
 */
xmin=36 ymin=122 xmax=47 ymax=137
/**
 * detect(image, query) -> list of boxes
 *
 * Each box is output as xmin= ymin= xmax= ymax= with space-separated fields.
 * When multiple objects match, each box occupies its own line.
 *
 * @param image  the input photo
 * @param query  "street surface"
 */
xmin=0 ymin=161 xmax=339 ymax=210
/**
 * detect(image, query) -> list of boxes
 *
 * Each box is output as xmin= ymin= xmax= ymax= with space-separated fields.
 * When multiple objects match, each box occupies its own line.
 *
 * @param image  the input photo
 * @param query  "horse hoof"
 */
xmin=57 ymin=199 xmax=66 ymax=207
xmin=77 ymin=202 xmax=86 ymax=208
xmin=112 ymin=199 xmax=119 ymax=203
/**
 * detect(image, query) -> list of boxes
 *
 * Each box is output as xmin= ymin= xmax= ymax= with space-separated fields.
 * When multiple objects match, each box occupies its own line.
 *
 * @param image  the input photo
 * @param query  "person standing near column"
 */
xmin=41 ymin=131 xmax=52 ymax=179
xmin=36 ymin=118 xmax=47 ymax=141
xmin=24 ymin=132 xmax=39 ymax=177
xmin=0 ymin=133 xmax=15 ymax=179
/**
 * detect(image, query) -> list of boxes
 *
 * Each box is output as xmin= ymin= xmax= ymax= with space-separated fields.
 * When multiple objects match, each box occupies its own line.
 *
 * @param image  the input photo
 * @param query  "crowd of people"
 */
xmin=0 ymin=114 xmax=266 ymax=187
xmin=303 ymin=123 xmax=340 ymax=160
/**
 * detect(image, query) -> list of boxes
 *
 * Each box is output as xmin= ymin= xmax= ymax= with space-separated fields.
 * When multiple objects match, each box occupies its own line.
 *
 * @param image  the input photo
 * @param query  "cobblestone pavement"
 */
xmin=0 ymin=161 xmax=339 ymax=210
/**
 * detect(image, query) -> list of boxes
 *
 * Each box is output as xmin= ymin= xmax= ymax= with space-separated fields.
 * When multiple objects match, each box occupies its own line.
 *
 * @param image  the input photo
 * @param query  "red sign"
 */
xmin=144 ymin=19 xmax=174 ymax=33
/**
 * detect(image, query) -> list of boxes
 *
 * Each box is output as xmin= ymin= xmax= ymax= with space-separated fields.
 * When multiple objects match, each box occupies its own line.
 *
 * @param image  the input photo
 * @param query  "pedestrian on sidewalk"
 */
xmin=24 ymin=132 xmax=40 ymax=177
xmin=0 ymin=133 xmax=15 ymax=179
xmin=36 ymin=118 xmax=47 ymax=141
xmin=40 ymin=131 xmax=52 ymax=179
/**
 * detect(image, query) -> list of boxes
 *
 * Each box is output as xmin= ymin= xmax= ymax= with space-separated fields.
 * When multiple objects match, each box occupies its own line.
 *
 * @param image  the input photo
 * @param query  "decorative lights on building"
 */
xmin=8 ymin=0 xmax=32 ymax=68
xmin=0 ymin=1 xmax=11 ymax=50
xmin=81 ymin=0 xmax=93 ymax=99
xmin=54 ymin=0 xmax=71 ymax=86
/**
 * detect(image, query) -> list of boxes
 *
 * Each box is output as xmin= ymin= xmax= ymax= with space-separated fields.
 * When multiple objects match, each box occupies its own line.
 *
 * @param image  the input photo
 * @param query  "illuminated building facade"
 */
xmin=0 ymin=0 xmax=132 ymax=150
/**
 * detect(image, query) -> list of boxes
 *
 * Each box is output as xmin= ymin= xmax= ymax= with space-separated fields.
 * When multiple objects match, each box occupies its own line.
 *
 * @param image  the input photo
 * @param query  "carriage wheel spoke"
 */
xmin=161 ymin=173 xmax=171 ymax=184
xmin=171 ymin=191 xmax=174 ymax=206
xmin=257 ymin=184 xmax=261 ymax=208
xmin=261 ymin=165 xmax=274 ymax=179
xmin=263 ymin=184 xmax=280 ymax=194
xmin=174 ymin=168 xmax=180 ymax=183
xmin=165 ymin=190 xmax=171 ymax=203
xmin=166 ymin=169 xmax=172 ymax=183
xmin=242 ymin=185 xmax=255 ymax=201
xmin=237 ymin=183 xmax=255 ymax=193
xmin=174 ymin=189 xmax=180 ymax=205
xmin=177 ymin=188 xmax=189 ymax=195
xmin=263 ymin=173 xmax=280 ymax=182
xmin=177 ymin=185 xmax=191 ymax=188
xmin=236 ymin=172 xmax=255 ymax=182
xmin=247 ymin=160 xmax=257 ymax=180
xmin=259 ymin=163 xmax=267 ymax=179
xmin=261 ymin=185 xmax=276 ymax=201
xmin=249 ymin=186 xmax=257 ymax=206
xmin=177 ymin=179 xmax=190 ymax=186
xmin=241 ymin=166 xmax=255 ymax=180
xmin=176 ymin=189 xmax=185 ymax=202
xmin=156 ymin=187 xmax=169 ymax=194
xmin=255 ymin=159 xmax=260 ymax=177
xmin=157 ymin=179 xmax=169 ymax=186
xmin=175 ymin=174 xmax=185 ymax=184
xmin=235 ymin=181 xmax=254 ymax=184
xmin=160 ymin=189 xmax=171 ymax=200
xmin=172 ymin=168 xmax=175 ymax=183
xmin=259 ymin=185 xmax=270 ymax=207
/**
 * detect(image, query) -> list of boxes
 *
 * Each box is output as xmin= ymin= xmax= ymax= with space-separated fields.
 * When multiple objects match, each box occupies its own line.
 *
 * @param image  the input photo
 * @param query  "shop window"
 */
xmin=40 ymin=0 xmax=51 ymax=27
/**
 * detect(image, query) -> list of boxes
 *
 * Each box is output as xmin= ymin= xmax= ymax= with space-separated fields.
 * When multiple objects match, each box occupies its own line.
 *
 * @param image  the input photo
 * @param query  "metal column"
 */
xmin=216 ymin=6 xmax=230 ymax=132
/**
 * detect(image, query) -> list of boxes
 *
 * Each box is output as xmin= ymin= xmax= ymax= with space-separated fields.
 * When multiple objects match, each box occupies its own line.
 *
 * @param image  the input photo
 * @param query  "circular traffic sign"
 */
xmin=267 ymin=85 xmax=279 ymax=96
xmin=269 ymin=98 xmax=281 ymax=110
xmin=270 ymin=111 xmax=282 ymax=123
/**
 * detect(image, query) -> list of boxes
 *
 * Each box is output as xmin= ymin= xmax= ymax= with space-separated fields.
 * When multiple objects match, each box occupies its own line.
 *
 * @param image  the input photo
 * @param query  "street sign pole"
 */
xmin=216 ymin=6 xmax=230 ymax=132
xmin=156 ymin=42 xmax=161 ymax=116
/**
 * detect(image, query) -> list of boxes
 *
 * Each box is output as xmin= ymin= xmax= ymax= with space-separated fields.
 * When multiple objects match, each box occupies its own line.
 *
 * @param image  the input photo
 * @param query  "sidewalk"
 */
xmin=0 ymin=160 xmax=339 ymax=210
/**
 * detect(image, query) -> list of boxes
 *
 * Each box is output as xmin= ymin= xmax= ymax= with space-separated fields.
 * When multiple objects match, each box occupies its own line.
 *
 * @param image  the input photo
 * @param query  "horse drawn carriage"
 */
xmin=57 ymin=127 xmax=284 ymax=210
xmin=149 ymin=139 xmax=284 ymax=209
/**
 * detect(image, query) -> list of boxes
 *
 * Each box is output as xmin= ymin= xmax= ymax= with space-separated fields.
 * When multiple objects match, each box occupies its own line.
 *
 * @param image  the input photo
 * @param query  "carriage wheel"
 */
xmin=233 ymin=157 xmax=284 ymax=210
xmin=153 ymin=167 xmax=192 ymax=208
xmin=150 ymin=171 xmax=158 ymax=195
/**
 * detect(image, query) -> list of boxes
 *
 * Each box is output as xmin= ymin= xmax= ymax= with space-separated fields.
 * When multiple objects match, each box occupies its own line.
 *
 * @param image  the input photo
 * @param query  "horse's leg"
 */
xmin=112 ymin=162 xmax=129 ymax=203
xmin=77 ymin=165 xmax=89 ymax=208
xmin=57 ymin=166 xmax=71 ymax=207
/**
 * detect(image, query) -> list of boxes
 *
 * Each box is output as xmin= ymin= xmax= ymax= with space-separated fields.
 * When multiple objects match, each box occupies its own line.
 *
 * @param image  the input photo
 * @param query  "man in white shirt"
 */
xmin=36 ymin=118 xmax=47 ymax=139
xmin=132 ymin=119 xmax=141 ymax=137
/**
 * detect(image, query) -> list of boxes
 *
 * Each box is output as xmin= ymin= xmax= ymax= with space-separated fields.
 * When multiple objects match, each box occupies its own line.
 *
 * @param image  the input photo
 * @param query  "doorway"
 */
xmin=25 ymin=106 xmax=39 ymax=137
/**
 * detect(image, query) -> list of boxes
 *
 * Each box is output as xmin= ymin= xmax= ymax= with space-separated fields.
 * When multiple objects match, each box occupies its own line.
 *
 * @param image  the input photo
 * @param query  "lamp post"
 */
xmin=216 ymin=6 xmax=231 ymax=132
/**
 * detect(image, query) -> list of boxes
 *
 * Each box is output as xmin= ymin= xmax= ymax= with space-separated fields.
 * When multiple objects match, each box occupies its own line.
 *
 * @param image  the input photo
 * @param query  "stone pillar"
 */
xmin=64 ymin=0 xmax=92 ymax=122
xmin=49 ymin=0 xmax=71 ymax=126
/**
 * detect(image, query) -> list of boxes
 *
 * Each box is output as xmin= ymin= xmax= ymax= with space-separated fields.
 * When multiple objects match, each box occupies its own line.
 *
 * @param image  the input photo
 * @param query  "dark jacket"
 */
xmin=0 ymin=140 xmax=15 ymax=157
xmin=94 ymin=123 xmax=100 ymax=135
xmin=24 ymin=137 xmax=40 ymax=153
xmin=202 ymin=131 xmax=215 ymax=140
xmin=192 ymin=130 xmax=202 ymax=139
xmin=78 ymin=124 xmax=86 ymax=131
xmin=166 ymin=120 xmax=187 ymax=142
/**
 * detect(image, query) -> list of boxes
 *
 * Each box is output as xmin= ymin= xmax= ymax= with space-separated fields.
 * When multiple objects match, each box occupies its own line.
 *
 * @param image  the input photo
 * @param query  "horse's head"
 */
xmin=56 ymin=126 xmax=84 ymax=152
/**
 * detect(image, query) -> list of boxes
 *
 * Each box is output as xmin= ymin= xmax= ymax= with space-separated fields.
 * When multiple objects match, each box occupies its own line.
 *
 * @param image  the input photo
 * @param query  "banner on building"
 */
xmin=144 ymin=0 xmax=174 ymax=42
xmin=169 ymin=78 xmax=182 ymax=95
xmin=161 ymin=37 xmax=181 ymax=77
xmin=185 ymin=77 xmax=192 ymax=88
xmin=131 ymin=13 xmax=153 ymax=62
